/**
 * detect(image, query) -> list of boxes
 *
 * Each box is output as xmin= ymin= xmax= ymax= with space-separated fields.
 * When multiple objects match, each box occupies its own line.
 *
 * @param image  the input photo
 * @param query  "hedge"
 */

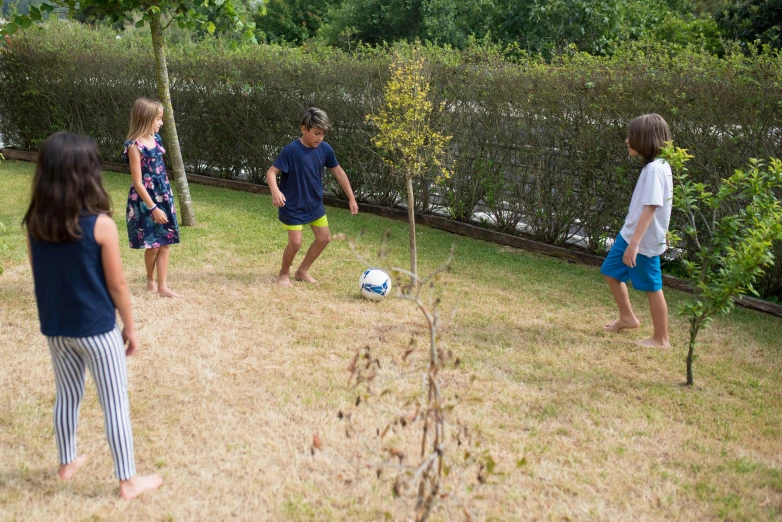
xmin=1 ymin=22 xmax=780 ymax=300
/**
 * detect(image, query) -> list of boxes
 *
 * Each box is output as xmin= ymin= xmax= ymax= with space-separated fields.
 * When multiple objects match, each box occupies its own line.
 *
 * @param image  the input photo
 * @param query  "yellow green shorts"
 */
xmin=281 ymin=215 xmax=328 ymax=231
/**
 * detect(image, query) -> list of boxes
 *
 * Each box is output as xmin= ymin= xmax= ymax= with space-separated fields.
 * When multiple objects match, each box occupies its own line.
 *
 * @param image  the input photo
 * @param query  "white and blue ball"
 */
xmin=359 ymin=269 xmax=392 ymax=301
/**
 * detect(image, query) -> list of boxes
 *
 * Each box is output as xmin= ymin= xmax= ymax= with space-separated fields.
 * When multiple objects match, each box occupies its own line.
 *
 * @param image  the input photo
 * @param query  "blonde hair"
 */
xmin=627 ymin=113 xmax=672 ymax=165
xmin=126 ymin=98 xmax=163 ymax=141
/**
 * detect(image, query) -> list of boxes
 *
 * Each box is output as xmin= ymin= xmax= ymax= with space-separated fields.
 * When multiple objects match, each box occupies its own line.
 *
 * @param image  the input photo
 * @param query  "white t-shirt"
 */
xmin=619 ymin=158 xmax=673 ymax=257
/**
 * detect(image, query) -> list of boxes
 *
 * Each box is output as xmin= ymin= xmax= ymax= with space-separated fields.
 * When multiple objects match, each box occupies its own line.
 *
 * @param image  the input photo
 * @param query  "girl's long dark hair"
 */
xmin=23 ymin=132 xmax=111 ymax=243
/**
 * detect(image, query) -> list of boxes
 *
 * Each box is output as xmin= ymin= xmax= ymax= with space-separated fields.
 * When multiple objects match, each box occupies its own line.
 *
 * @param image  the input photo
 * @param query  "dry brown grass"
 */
xmin=1 ymin=161 xmax=781 ymax=521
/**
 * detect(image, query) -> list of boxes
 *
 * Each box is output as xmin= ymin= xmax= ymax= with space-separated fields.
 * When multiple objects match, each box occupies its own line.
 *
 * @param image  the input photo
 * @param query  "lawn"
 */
xmin=1 ymin=159 xmax=781 ymax=521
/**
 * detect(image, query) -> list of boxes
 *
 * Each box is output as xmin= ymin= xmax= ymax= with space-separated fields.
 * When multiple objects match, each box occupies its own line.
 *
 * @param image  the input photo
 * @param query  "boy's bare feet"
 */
xmin=278 ymin=274 xmax=293 ymax=287
xmin=634 ymin=338 xmax=671 ymax=349
xmin=119 ymin=473 xmax=163 ymax=499
xmin=603 ymin=318 xmax=640 ymax=332
xmin=157 ymin=287 xmax=182 ymax=298
xmin=295 ymin=270 xmax=317 ymax=283
xmin=146 ymin=279 xmax=157 ymax=292
xmin=57 ymin=454 xmax=88 ymax=481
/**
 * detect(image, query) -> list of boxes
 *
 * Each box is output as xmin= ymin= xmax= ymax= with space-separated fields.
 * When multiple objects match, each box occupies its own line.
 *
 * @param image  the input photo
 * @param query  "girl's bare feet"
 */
xmin=157 ymin=287 xmax=182 ymax=298
xmin=634 ymin=337 xmax=671 ymax=349
xmin=277 ymin=273 xmax=293 ymax=287
xmin=57 ymin=454 xmax=88 ymax=481
xmin=603 ymin=317 xmax=640 ymax=332
xmin=146 ymin=279 xmax=158 ymax=292
xmin=294 ymin=270 xmax=317 ymax=283
xmin=119 ymin=473 xmax=163 ymax=499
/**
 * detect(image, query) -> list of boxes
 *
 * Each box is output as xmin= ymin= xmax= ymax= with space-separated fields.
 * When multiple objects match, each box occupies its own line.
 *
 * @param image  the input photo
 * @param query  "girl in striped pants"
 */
xmin=24 ymin=132 xmax=163 ymax=499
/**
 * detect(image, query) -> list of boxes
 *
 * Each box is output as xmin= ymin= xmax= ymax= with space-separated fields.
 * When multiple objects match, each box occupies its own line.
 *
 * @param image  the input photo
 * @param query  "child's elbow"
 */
xmin=107 ymin=277 xmax=128 ymax=294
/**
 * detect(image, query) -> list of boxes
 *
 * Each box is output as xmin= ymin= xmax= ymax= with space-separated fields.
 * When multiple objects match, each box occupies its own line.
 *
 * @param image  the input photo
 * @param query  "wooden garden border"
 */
xmin=3 ymin=147 xmax=780 ymax=318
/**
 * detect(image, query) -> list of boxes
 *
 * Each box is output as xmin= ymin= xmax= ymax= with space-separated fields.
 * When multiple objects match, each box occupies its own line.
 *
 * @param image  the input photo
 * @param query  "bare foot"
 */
xmin=119 ymin=473 xmax=163 ymax=499
xmin=603 ymin=318 xmax=640 ymax=332
xmin=278 ymin=274 xmax=293 ymax=287
xmin=294 ymin=270 xmax=317 ymax=283
xmin=157 ymin=287 xmax=182 ymax=298
xmin=146 ymin=279 xmax=157 ymax=293
xmin=634 ymin=338 xmax=671 ymax=349
xmin=58 ymin=454 xmax=88 ymax=481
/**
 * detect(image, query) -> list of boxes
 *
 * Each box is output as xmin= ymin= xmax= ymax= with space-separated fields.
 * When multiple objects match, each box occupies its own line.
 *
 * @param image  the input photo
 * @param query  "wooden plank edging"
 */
xmin=3 ymin=148 xmax=780 ymax=318
xmin=1 ymin=149 xmax=37 ymax=162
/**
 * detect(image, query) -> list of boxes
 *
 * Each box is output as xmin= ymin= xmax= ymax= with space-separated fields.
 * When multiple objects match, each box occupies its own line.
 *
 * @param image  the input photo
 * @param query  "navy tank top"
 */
xmin=29 ymin=214 xmax=116 ymax=337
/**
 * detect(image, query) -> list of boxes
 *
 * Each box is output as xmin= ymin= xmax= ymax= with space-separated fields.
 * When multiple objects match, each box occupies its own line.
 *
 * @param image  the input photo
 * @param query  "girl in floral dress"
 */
xmin=123 ymin=98 xmax=181 ymax=297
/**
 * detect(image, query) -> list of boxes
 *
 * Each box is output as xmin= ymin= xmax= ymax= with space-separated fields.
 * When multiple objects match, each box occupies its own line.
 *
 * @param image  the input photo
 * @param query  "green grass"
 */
xmin=1 ymin=159 xmax=781 ymax=521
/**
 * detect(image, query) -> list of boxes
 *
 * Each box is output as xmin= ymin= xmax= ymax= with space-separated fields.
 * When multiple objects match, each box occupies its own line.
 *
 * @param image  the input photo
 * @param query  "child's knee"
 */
xmin=288 ymin=237 xmax=303 ymax=251
xmin=316 ymin=234 xmax=330 ymax=247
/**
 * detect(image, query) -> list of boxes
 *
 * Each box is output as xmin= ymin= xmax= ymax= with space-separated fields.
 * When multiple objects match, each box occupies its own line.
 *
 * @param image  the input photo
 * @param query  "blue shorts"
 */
xmin=600 ymin=234 xmax=663 ymax=292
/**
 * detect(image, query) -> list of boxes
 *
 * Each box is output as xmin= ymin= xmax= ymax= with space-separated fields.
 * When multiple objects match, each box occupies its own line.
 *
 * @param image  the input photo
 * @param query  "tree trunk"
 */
xmin=687 ymin=322 xmax=699 ymax=386
xmin=150 ymin=16 xmax=196 ymax=226
xmin=406 ymin=175 xmax=417 ymax=276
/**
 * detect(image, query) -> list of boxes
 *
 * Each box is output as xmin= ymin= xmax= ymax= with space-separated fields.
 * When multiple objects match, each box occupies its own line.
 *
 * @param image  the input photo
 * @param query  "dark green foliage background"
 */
xmin=300 ymin=0 xmax=727 ymax=55
xmin=716 ymin=0 xmax=782 ymax=50
xmin=1 ymin=22 xmax=780 ymax=299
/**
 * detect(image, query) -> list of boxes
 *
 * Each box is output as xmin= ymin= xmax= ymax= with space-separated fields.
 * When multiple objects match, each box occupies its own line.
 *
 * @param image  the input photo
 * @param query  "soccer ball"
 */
xmin=359 ymin=269 xmax=392 ymax=301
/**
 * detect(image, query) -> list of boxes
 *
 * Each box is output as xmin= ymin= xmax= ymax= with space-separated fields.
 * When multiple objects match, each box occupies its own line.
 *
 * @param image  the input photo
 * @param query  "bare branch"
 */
xmin=411 ymin=448 xmax=441 ymax=487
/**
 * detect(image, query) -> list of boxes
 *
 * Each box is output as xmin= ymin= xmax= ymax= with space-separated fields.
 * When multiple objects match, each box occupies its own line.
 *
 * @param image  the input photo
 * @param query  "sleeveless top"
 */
xmin=29 ymin=214 xmax=116 ymax=337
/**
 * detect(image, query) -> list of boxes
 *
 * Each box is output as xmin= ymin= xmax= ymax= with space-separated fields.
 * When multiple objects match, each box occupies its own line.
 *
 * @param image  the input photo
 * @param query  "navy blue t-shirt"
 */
xmin=273 ymin=139 xmax=339 ymax=225
xmin=29 ymin=214 xmax=116 ymax=337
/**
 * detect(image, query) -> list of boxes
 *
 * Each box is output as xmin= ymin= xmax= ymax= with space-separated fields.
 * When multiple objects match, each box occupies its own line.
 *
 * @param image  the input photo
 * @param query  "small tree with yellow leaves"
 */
xmin=368 ymin=49 xmax=451 ymax=276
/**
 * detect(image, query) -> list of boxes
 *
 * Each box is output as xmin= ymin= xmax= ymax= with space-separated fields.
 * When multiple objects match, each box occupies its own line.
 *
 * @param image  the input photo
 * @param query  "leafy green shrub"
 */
xmin=665 ymin=145 xmax=782 ymax=385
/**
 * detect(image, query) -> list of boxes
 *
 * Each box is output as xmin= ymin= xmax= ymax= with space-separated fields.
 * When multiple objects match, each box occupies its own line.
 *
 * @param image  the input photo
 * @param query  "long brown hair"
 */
xmin=127 ymin=98 xmax=163 ymax=141
xmin=627 ymin=113 xmax=672 ymax=165
xmin=23 ymin=132 xmax=111 ymax=243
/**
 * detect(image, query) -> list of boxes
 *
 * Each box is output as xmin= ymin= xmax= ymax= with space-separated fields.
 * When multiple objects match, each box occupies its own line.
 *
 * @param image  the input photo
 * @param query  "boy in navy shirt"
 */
xmin=266 ymin=108 xmax=359 ymax=286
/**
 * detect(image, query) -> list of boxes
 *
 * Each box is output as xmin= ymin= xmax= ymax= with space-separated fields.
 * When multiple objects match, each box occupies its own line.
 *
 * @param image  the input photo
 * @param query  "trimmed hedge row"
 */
xmin=1 ymin=22 xmax=781 ymax=300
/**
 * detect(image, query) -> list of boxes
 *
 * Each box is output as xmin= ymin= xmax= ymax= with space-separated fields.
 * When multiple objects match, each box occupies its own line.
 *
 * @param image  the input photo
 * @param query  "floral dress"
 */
xmin=123 ymin=133 xmax=180 ymax=249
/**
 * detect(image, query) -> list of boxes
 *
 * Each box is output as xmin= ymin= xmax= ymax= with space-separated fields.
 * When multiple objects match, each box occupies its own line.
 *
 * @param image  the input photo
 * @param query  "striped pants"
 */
xmin=47 ymin=326 xmax=136 ymax=480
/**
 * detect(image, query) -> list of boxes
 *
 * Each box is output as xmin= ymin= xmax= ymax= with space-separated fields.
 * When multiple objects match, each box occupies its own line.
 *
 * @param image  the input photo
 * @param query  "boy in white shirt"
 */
xmin=601 ymin=114 xmax=673 ymax=348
